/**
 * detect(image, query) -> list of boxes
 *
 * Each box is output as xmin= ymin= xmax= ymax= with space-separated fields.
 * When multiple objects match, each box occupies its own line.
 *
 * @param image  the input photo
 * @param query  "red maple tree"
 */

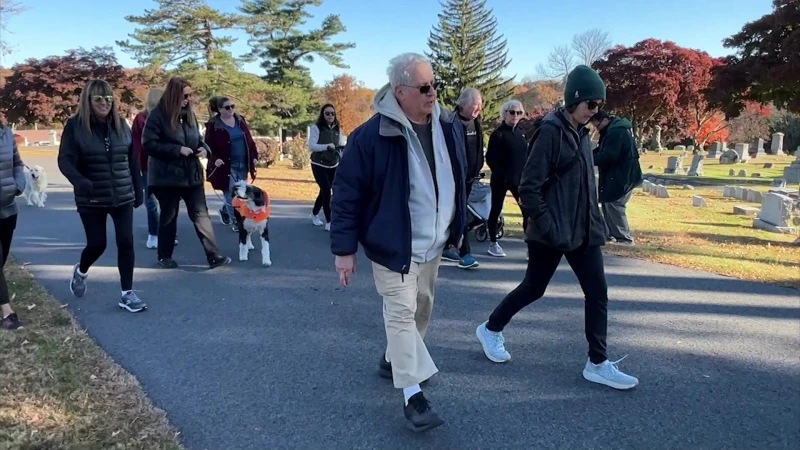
xmin=320 ymin=74 xmax=375 ymax=134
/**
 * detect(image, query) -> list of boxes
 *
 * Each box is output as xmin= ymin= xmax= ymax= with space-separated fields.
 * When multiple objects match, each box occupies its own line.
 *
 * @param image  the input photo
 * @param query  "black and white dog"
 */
xmin=231 ymin=179 xmax=272 ymax=267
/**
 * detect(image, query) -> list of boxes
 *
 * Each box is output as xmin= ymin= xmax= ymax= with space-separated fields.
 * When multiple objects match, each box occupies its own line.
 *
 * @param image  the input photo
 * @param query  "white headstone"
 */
xmin=752 ymin=138 xmax=766 ymax=155
xmin=746 ymin=189 xmax=764 ymax=204
xmin=642 ymin=180 xmax=654 ymax=194
xmin=758 ymin=192 xmax=793 ymax=227
xmin=720 ymin=149 xmax=739 ymax=164
xmin=656 ymin=185 xmax=670 ymax=198
xmin=49 ymin=130 xmax=57 ymax=146
xmin=692 ymin=195 xmax=707 ymax=207
xmin=675 ymin=145 xmax=686 ymax=151
xmin=770 ymin=132 xmax=785 ymax=155
xmin=734 ymin=143 xmax=750 ymax=162
xmin=665 ymin=156 xmax=684 ymax=174
xmin=783 ymin=157 xmax=800 ymax=183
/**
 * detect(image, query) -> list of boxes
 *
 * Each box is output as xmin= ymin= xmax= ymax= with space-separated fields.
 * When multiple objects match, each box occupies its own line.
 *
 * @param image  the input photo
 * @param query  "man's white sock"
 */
xmin=403 ymin=385 xmax=421 ymax=405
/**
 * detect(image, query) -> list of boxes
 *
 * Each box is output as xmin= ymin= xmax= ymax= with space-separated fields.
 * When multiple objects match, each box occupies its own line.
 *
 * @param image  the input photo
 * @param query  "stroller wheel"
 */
xmin=497 ymin=216 xmax=505 ymax=239
xmin=475 ymin=225 xmax=488 ymax=242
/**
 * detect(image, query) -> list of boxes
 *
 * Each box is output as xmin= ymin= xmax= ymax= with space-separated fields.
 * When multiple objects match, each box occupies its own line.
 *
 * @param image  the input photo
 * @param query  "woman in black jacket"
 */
xmin=57 ymin=79 xmax=146 ymax=313
xmin=475 ymin=65 xmax=639 ymax=390
xmin=142 ymin=77 xmax=230 ymax=270
xmin=485 ymin=99 xmax=528 ymax=258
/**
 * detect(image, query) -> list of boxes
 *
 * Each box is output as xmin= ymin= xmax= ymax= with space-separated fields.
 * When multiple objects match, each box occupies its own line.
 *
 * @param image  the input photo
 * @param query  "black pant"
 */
xmin=311 ymin=164 xmax=336 ymax=222
xmin=0 ymin=214 xmax=17 ymax=306
xmin=459 ymin=181 xmax=473 ymax=257
xmin=151 ymin=185 xmax=220 ymax=262
xmin=488 ymin=176 xmax=526 ymax=243
xmin=486 ymin=242 xmax=609 ymax=364
xmin=78 ymin=205 xmax=135 ymax=291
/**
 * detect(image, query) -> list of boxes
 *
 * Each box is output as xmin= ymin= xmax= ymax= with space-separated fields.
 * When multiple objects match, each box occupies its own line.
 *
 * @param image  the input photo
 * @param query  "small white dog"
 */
xmin=23 ymin=165 xmax=48 ymax=208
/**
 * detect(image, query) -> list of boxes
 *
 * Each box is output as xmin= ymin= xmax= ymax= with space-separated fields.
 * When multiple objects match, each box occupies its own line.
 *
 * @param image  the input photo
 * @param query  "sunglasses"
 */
xmin=586 ymin=101 xmax=603 ymax=111
xmin=403 ymin=83 xmax=435 ymax=95
xmin=324 ymin=111 xmax=335 ymax=116
xmin=92 ymin=95 xmax=113 ymax=104
xmin=223 ymin=104 xmax=235 ymax=110
xmin=507 ymin=110 xmax=524 ymax=116
xmin=183 ymin=93 xmax=192 ymax=100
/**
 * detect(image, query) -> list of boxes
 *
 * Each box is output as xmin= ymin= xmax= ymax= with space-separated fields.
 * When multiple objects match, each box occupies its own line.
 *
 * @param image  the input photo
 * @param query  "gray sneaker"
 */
xmin=487 ymin=242 xmax=506 ymax=257
xmin=476 ymin=321 xmax=511 ymax=363
xmin=69 ymin=264 xmax=87 ymax=298
xmin=119 ymin=291 xmax=147 ymax=313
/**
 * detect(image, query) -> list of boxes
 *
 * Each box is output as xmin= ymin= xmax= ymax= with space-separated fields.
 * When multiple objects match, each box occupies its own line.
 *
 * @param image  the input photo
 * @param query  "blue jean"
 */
xmin=141 ymin=170 xmax=159 ymax=236
xmin=223 ymin=162 xmax=248 ymax=219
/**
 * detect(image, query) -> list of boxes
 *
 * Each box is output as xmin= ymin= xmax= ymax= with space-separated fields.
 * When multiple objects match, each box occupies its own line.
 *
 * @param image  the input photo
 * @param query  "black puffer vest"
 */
xmin=310 ymin=123 xmax=341 ymax=168
xmin=67 ymin=117 xmax=135 ymax=209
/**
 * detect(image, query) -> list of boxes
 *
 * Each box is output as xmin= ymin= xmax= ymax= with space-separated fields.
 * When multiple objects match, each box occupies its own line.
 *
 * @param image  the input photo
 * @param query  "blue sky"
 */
xmin=4 ymin=0 xmax=774 ymax=89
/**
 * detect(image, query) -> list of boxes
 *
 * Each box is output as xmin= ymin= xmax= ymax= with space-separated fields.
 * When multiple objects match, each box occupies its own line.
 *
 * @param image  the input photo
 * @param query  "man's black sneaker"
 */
xmin=404 ymin=392 xmax=444 ymax=433
xmin=219 ymin=208 xmax=232 ymax=226
xmin=158 ymin=257 xmax=178 ymax=269
xmin=378 ymin=356 xmax=429 ymax=385
xmin=209 ymin=255 xmax=231 ymax=269
xmin=1 ymin=313 xmax=23 ymax=330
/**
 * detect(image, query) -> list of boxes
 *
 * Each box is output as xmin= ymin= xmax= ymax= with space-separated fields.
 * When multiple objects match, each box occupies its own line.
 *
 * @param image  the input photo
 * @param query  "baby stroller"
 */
xmin=467 ymin=173 xmax=504 ymax=243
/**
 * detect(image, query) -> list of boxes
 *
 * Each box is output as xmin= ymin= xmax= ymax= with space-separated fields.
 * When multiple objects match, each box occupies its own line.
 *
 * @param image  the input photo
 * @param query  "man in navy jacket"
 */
xmin=330 ymin=52 xmax=466 ymax=433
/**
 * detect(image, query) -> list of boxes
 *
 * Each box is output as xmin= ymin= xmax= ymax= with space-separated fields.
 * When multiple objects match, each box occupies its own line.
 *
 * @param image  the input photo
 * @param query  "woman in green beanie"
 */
xmin=475 ymin=65 xmax=639 ymax=390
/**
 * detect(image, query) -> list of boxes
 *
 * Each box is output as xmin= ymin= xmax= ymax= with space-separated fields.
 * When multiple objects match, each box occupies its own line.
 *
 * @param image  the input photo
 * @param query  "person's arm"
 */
xmin=57 ymin=120 xmax=93 ymax=194
xmin=338 ymin=132 xmax=347 ymax=148
xmin=142 ymin=111 xmax=183 ymax=160
xmin=12 ymin=140 xmax=25 ymax=195
xmin=131 ymin=114 xmax=145 ymax=172
xmin=485 ymin=129 xmax=500 ymax=172
xmin=330 ymin=127 xmax=370 ymax=257
xmin=593 ymin=128 xmax=624 ymax=168
xmin=128 ymin=138 xmax=143 ymax=207
xmin=518 ymin=124 xmax=560 ymax=234
xmin=306 ymin=125 xmax=331 ymax=152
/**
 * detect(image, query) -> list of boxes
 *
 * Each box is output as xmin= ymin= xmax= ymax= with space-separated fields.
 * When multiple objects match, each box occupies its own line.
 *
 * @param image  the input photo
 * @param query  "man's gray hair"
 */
xmin=456 ymin=88 xmax=482 ymax=107
xmin=500 ymin=99 xmax=523 ymax=120
xmin=387 ymin=52 xmax=431 ymax=88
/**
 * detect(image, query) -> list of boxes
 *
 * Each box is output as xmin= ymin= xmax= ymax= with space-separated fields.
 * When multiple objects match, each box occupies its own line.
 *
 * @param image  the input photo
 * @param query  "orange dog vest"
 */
xmin=232 ymin=196 xmax=270 ymax=223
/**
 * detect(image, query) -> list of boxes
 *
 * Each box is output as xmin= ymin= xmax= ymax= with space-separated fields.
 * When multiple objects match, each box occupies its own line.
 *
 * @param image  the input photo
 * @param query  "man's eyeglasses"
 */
xmin=223 ymin=104 xmax=235 ymax=111
xmin=506 ymin=110 xmax=524 ymax=116
xmin=92 ymin=95 xmax=113 ymax=104
xmin=403 ymin=83 xmax=435 ymax=95
xmin=586 ymin=101 xmax=603 ymax=111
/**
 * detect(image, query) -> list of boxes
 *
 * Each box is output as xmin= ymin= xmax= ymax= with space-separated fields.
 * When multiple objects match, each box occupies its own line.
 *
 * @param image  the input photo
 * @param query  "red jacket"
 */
xmin=204 ymin=114 xmax=259 ymax=191
xmin=131 ymin=111 xmax=149 ymax=171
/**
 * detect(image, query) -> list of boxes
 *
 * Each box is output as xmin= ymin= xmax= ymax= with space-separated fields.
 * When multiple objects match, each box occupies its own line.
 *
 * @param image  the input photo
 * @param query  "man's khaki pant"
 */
xmin=372 ymin=256 xmax=442 ymax=388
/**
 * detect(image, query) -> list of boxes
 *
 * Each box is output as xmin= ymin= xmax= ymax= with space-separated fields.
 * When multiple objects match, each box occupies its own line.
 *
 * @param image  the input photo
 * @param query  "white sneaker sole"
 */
xmin=582 ymin=370 xmax=638 ymax=390
xmin=118 ymin=302 xmax=147 ymax=313
xmin=487 ymin=250 xmax=506 ymax=257
xmin=475 ymin=325 xmax=511 ymax=363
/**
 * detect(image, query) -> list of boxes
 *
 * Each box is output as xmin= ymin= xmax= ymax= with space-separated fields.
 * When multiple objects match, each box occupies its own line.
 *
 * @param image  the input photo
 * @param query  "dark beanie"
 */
xmin=563 ymin=65 xmax=606 ymax=107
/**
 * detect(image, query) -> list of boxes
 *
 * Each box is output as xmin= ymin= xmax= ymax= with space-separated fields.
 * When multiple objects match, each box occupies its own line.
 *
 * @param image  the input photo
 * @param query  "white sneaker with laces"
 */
xmin=488 ymin=242 xmax=506 ymax=257
xmin=311 ymin=214 xmax=324 ymax=226
xmin=324 ymin=222 xmax=331 ymax=232
xmin=146 ymin=235 xmax=158 ymax=249
xmin=475 ymin=321 xmax=511 ymax=363
xmin=582 ymin=356 xmax=639 ymax=390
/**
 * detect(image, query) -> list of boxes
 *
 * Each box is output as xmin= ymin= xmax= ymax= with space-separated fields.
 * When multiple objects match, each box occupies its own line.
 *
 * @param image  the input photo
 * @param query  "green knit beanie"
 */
xmin=563 ymin=65 xmax=606 ymax=107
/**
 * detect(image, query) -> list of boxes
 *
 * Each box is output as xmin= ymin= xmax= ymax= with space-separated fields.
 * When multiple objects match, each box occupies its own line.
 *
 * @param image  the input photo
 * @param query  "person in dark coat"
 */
xmin=57 ymin=79 xmax=147 ymax=313
xmin=442 ymin=87 xmax=483 ymax=269
xmin=590 ymin=110 xmax=642 ymax=245
xmin=475 ymin=65 xmax=639 ymax=391
xmin=485 ymin=99 xmax=528 ymax=258
xmin=142 ymin=77 xmax=230 ymax=270
xmin=0 ymin=122 xmax=26 ymax=328
xmin=205 ymin=96 xmax=259 ymax=231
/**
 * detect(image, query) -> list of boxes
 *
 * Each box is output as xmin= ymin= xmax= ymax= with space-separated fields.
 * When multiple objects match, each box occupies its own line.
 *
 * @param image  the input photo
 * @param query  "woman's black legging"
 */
xmin=311 ymin=164 xmax=336 ymax=222
xmin=0 ymin=214 xmax=18 ymax=306
xmin=488 ymin=176 xmax=525 ymax=243
xmin=78 ymin=205 xmax=135 ymax=291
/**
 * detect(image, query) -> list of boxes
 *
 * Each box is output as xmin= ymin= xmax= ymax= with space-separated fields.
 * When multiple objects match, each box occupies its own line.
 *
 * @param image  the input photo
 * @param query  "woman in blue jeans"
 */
xmin=205 ymin=96 xmax=259 ymax=231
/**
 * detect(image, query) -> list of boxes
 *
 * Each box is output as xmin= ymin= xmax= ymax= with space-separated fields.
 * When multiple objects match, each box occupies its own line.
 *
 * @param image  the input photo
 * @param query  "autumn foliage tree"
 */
xmin=706 ymin=0 xmax=800 ymax=117
xmin=0 ymin=47 xmax=142 ymax=126
xmin=320 ymin=74 xmax=374 ymax=133
xmin=727 ymin=101 xmax=771 ymax=143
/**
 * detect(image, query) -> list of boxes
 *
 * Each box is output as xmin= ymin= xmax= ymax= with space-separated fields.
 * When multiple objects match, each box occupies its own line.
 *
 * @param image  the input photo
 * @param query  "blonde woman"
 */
xmin=57 ymin=79 xmax=146 ymax=313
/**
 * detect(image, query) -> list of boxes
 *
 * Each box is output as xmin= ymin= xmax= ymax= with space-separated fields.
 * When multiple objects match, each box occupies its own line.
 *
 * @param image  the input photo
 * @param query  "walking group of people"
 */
xmin=330 ymin=52 xmax=642 ymax=432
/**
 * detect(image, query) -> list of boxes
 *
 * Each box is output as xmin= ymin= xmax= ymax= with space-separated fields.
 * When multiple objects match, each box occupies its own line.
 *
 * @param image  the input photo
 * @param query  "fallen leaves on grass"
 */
xmin=0 ymin=260 xmax=183 ymax=450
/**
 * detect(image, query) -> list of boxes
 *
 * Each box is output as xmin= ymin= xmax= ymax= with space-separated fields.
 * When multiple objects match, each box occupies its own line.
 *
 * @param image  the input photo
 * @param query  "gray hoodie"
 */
xmin=372 ymin=84 xmax=456 ymax=263
xmin=0 ymin=126 xmax=26 ymax=219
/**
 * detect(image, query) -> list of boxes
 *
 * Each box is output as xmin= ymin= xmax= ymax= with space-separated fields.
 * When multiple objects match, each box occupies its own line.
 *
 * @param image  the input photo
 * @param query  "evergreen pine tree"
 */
xmin=426 ymin=0 xmax=514 ymax=119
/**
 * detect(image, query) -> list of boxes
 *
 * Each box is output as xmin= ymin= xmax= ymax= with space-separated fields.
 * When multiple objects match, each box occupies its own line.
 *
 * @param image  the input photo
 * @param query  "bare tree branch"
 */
xmin=0 ymin=0 xmax=29 ymax=63
xmin=536 ymin=45 xmax=575 ymax=82
xmin=572 ymin=28 xmax=611 ymax=66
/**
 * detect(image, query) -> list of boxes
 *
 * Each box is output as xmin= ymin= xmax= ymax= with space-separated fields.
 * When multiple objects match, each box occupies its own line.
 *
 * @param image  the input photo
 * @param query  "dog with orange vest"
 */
xmin=231 ymin=179 xmax=272 ymax=267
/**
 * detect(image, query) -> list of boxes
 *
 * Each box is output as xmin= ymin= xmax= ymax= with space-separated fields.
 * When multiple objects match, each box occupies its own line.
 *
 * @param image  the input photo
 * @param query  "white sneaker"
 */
xmin=146 ymin=235 xmax=158 ymax=249
xmin=324 ymin=222 xmax=331 ymax=231
xmin=311 ymin=214 xmax=324 ymax=226
xmin=488 ymin=242 xmax=506 ymax=257
xmin=475 ymin=321 xmax=511 ymax=363
xmin=582 ymin=356 xmax=639 ymax=390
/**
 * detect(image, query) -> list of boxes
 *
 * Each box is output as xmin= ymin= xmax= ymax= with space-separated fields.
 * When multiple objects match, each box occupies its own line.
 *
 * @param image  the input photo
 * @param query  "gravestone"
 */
xmin=723 ymin=186 xmax=735 ymax=197
xmin=771 ymin=178 xmax=787 ymax=188
xmin=687 ymin=145 xmax=695 ymax=151
xmin=763 ymin=163 xmax=773 ymax=168
xmin=738 ymin=169 xmax=747 ymax=177
xmin=656 ymin=185 xmax=670 ymax=198
xmin=683 ymin=185 xmax=694 ymax=190
xmin=642 ymin=180 xmax=654 ymax=194
xmin=720 ymin=149 xmax=739 ymax=164
xmin=734 ymin=186 xmax=745 ymax=199
xmin=648 ymin=165 xmax=654 ymax=169
xmin=753 ymin=192 xmax=795 ymax=233
xmin=687 ymin=154 xmax=704 ymax=176
xmin=770 ymin=132 xmax=785 ymax=155
xmin=733 ymin=205 xmax=760 ymax=216
xmin=783 ymin=155 xmax=800 ymax=183
xmin=751 ymin=173 xmax=761 ymax=178
xmin=707 ymin=141 xmax=722 ymax=157
xmin=692 ymin=195 xmax=707 ymax=207
xmin=751 ymin=138 xmax=766 ymax=156
xmin=746 ymin=189 xmax=764 ymax=204
xmin=49 ymin=130 xmax=57 ymax=146
xmin=734 ymin=143 xmax=750 ymax=162
xmin=664 ymin=156 xmax=684 ymax=174
xmin=675 ymin=145 xmax=686 ymax=151
xmin=729 ymin=168 xmax=736 ymax=176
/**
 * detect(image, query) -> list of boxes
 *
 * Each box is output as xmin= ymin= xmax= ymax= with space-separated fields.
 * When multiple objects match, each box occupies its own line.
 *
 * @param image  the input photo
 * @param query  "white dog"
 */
xmin=23 ymin=165 xmax=48 ymax=208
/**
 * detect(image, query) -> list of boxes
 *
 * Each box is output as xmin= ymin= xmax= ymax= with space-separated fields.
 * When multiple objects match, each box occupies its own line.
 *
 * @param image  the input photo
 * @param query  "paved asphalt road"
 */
xmin=10 ymin=152 xmax=800 ymax=449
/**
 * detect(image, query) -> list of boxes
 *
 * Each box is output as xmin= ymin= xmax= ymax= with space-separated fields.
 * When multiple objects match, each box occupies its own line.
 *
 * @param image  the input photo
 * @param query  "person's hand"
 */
xmin=214 ymin=159 xmax=224 ymax=167
xmin=196 ymin=148 xmax=208 ymax=159
xmin=179 ymin=146 xmax=193 ymax=156
xmin=327 ymin=143 xmax=336 ymax=150
xmin=75 ymin=179 xmax=93 ymax=196
xmin=335 ymin=254 xmax=356 ymax=286
xmin=134 ymin=192 xmax=144 ymax=209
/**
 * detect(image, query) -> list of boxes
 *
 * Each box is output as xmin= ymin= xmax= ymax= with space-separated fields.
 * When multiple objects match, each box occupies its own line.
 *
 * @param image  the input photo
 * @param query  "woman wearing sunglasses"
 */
xmin=142 ymin=77 xmax=230 ymax=270
xmin=205 ymin=96 xmax=259 ymax=230
xmin=476 ymin=65 xmax=639 ymax=390
xmin=485 ymin=99 xmax=528 ymax=258
xmin=306 ymin=103 xmax=346 ymax=231
xmin=57 ymin=79 xmax=147 ymax=313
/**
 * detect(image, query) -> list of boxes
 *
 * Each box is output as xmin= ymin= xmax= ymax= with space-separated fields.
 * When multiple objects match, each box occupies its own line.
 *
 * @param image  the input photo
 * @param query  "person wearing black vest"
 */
xmin=142 ymin=77 xmax=231 ymax=270
xmin=306 ymin=103 xmax=347 ymax=231
xmin=57 ymin=79 xmax=147 ymax=313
